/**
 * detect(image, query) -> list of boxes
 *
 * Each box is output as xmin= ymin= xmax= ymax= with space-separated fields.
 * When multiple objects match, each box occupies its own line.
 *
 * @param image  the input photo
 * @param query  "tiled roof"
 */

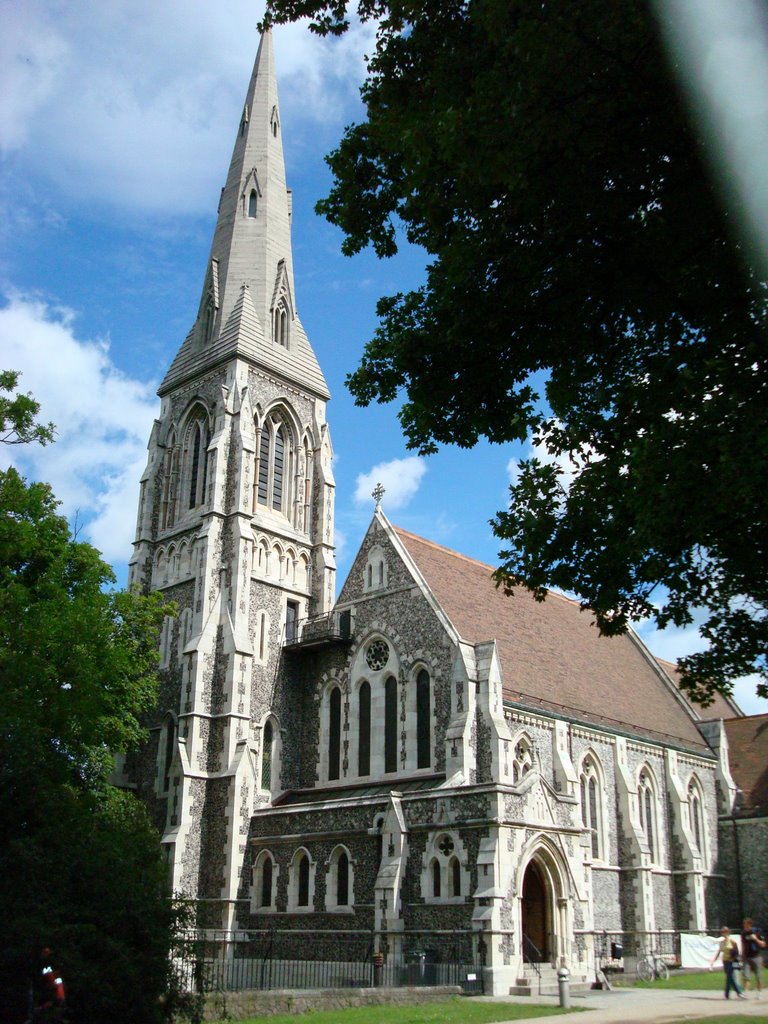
xmin=395 ymin=527 xmax=709 ymax=752
xmin=723 ymin=714 xmax=768 ymax=818
xmin=655 ymin=657 xmax=742 ymax=722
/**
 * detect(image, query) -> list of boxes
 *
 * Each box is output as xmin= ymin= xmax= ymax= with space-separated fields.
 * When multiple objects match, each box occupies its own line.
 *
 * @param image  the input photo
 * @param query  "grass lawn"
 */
xmin=631 ymin=968 xmax=749 ymax=991
xmin=664 ymin=1019 xmax=756 ymax=1024
xmin=211 ymin=997 xmax=579 ymax=1024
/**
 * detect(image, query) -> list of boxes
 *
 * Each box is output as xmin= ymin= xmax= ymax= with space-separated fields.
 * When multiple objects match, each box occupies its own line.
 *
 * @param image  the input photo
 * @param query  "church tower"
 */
xmin=129 ymin=30 xmax=335 ymax=930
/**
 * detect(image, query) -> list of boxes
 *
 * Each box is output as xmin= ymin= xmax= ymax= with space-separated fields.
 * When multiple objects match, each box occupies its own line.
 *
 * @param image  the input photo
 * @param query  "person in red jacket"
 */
xmin=30 ymin=947 xmax=66 ymax=1022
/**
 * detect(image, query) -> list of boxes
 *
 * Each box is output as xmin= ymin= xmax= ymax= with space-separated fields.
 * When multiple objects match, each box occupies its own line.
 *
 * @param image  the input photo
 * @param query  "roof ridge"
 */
xmin=393 ymin=525 xmax=583 ymax=609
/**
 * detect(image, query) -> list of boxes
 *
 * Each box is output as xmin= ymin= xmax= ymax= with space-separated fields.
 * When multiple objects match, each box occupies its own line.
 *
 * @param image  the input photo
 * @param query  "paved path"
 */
xmin=480 ymin=986 xmax=766 ymax=1023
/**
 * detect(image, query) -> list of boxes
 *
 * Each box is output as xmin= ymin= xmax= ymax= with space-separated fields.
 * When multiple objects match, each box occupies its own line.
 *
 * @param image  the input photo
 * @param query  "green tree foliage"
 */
xmin=0 ymin=370 xmax=55 ymax=445
xmin=264 ymin=0 xmax=768 ymax=703
xmin=0 ymin=461 xmax=174 ymax=1022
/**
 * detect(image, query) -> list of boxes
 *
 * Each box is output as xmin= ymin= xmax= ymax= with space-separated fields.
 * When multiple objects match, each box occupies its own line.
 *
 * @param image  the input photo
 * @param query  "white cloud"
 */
xmin=634 ymin=617 xmax=768 ymax=717
xmin=1 ymin=1 xmax=371 ymax=217
xmin=507 ymin=431 xmax=594 ymax=492
xmin=354 ymin=456 xmax=427 ymax=510
xmin=0 ymin=292 xmax=158 ymax=562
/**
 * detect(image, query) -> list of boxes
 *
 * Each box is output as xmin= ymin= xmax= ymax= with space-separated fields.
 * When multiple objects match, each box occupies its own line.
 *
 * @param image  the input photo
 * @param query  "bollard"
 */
xmin=557 ymin=966 xmax=571 ymax=1009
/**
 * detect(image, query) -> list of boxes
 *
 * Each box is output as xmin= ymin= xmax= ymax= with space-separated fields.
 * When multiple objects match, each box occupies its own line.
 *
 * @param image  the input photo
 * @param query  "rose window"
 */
xmin=365 ymin=639 xmax=389 ymax=671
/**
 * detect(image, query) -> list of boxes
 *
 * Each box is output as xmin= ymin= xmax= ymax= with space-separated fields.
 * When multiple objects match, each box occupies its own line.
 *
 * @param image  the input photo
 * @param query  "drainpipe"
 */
xmin=731 ymin=817 xmax=744 ymax=923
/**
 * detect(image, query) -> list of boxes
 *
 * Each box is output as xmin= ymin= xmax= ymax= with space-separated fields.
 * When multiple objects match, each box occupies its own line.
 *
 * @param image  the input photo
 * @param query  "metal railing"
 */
xmin=521 ymin=934 xmax=545 ymax=993
xmin=283 ymin=610 xmax=352 ymax=649
xmin=591 ymin=930 xmax=681 ymax=966
xmin=171 ymin=929 xmax=483 ymax=996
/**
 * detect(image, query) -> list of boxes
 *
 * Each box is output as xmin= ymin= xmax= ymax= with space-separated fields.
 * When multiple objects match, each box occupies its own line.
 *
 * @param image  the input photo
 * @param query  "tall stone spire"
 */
xmin=129 ymin=32 xmax=336 ymax=924
xmin=160 ymin=29 xmax=328 ymax=399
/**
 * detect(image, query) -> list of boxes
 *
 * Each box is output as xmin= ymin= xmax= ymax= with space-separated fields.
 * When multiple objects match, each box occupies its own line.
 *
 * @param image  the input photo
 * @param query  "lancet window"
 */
xmin=638 ymin=768 xmax=658 ymax=863
xmin=357 ymin=681 xmax=371 ymax=777
xmin=327 ymin=685 xmax=342 ymax=781
xmin=384 ymin=675 xmax=398 ymax=774
xmin=579 ymin=754 xmax=604 ymax=860
xmin=161 ymin=432 xmax=179 ymax=529
xmin=273 ymin=299 xmax=289 ymax=347
xmin=252 ymin=851 xmax=276 ymax=911
xmin=688 ymin=777 xmax=706 ymax=861
xmin=288 ymin=849 xmax=314 ymax=910
xmin=325 ymin=846 xmax=354 ymax=911
xmin=416 ymin=669 xmax=431 ymax=769
xmin=255 ymin=411 xmax=295 ymax=517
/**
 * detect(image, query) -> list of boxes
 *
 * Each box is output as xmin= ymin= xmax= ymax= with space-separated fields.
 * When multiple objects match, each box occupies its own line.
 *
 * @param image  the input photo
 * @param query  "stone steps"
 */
xmin=509 ymin=968 xmax=593 ymax=997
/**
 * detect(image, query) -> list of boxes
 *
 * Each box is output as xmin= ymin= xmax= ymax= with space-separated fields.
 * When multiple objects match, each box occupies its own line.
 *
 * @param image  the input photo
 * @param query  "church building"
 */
xmin=128 ymin=31 xmax=745 ymax=994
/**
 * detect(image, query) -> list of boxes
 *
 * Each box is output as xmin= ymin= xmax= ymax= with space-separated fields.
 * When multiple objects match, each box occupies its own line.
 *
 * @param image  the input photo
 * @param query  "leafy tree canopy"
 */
xmin=0 ymin=449 xmax=174 ymax=1021
xmin=264 ymin=0 xmax=768 ymax=703
xmin=0 ymin=466 xmax=168 ymax=792
xmin=0 ymin=370 xmax=55 ymax=445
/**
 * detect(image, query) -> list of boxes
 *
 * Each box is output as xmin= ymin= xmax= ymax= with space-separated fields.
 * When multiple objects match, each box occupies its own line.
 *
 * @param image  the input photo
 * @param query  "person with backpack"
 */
xmin=709 ymin=925 xmax=746 ymax=1000
xmin=741 ymin=917 xmax=765 ymax=999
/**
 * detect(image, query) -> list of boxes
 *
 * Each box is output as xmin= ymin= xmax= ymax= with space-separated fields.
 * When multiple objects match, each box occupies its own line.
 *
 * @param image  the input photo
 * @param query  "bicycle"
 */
xmin=637 ymin=950 xmax=669 ymax=982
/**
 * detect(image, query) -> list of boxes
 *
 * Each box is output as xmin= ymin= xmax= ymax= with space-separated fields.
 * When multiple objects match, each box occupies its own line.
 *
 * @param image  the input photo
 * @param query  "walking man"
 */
xmin=741 ymin=918 xmax=765 ymax=999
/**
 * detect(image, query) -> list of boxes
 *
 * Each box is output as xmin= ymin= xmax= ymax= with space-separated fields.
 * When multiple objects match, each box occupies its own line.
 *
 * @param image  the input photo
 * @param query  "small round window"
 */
xmin=365 ymin=639 xmax=389 ymax=671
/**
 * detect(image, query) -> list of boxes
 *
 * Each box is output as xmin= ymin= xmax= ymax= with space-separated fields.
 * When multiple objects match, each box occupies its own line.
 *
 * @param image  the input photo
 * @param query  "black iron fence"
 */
xmin=171 ymin=929 xmax=483 ymax=996
xmin=591 ymin=930 xmax=681 ymax=966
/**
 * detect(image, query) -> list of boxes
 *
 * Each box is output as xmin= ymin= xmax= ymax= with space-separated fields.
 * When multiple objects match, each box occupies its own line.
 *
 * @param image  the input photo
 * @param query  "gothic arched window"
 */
xmin=416 ymin=669 xmax=431 ymax=769
xmin=248 ymin=189 xmax=258 ymax=217
xmin=252 ymin=851 xmax=276 ymax=911
xmin=180 ymin=409 xmax=210 ymax=512
xmin=336 ymin=850 xmax=349 ymax=906
xmin=423 ymin=833 xmax=466 ymax=904
xmin=358 ymin=681 xmax=371 ymax=777
xmin=262 ymin=719 xmax=273 ymax=791
xmin=328 ymin=686 xmax=341 ymax=781
xmin=688 ymin=777 xmax=706 ymax=861
xmin=638 ymin=769 xmax=658 ymax=863
xmin=161 ymin=432 xmax=179 ymax=530
xmin=580 ymin=755 xmax=604 ymax=860
xmin=255 ymin=412 xmax=295 ymax=517
xmin=450 ymin=856 xmax=461 ymax=897
xmin=384 ymin=675 xmax=398 ymax=774
xmin=431 ymin=858 xmax=441 ymax=899
xmin=296 ymin=853 xmax=311 ymax=907
xmin=188 ymin=420 xmax=209 ymax=509
xmin=273 ymin=300 xmax=289 ymax=347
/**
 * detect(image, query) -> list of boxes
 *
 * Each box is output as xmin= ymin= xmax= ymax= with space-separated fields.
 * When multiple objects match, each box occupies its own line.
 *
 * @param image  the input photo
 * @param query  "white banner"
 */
xmin=681 ymin=933 xmax=720 ymax=968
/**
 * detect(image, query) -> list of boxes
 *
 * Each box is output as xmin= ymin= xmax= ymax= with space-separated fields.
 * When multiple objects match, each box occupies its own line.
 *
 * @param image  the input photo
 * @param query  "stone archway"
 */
xmin=521 ymin=859 xmax=550 ymax=962
xmin=518 ymin=841 xmax=571 ymax=967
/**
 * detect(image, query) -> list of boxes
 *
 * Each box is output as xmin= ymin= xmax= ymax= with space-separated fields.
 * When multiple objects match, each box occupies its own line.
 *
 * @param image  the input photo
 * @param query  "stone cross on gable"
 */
xmin=372 ymin=482 xmax=385 ymax=510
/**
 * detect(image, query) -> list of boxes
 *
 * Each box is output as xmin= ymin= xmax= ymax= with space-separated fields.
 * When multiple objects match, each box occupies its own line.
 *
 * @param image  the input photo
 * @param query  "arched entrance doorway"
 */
xmin=521 ymin=860 xmax=550 ymax=962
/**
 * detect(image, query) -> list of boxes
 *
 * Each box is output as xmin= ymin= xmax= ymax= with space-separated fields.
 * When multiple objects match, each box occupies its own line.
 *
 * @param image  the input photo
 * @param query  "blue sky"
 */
xmin=2 ymin=0 xmax=765 ymax=715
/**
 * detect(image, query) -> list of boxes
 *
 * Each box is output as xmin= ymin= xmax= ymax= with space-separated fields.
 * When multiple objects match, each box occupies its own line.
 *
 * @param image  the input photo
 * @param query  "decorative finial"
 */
xmin=372 ymin=482 xmax=385 ymax=510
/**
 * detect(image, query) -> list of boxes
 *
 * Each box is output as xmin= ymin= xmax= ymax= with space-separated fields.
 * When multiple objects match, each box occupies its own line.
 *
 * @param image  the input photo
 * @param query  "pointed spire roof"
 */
xmin=160 ymin=30 xmax=329 ymax=399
